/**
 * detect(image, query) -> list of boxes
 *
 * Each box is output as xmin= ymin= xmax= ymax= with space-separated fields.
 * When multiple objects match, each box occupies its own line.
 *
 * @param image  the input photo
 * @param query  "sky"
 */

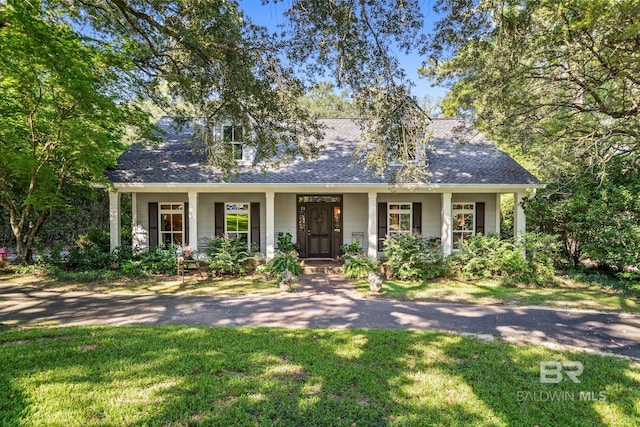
xmin=239 ymin=1 xmax=449 ymax=102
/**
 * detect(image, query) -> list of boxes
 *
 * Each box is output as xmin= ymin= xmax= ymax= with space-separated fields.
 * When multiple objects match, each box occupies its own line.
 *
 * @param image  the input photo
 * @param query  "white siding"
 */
xmin=274 ymin=193 xmax=297 ymax=245
xmin=343 ymin=193 xmax=369 ymax=253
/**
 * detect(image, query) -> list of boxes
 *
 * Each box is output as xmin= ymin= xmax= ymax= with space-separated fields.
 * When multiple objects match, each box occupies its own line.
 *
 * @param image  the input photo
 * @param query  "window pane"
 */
xmin=160 ymin=204 xmax=171 ymax=210
xmin=172 ymin=214 xmax=183 ymax=231
xmin=389 ymin=213 xmax=400 ymax=231
xmin=223 ymin=125 xmax=232 ymax=141
xmin=162 ymin=233 xmax=172 ymax=245
xmin=452 ymin=203 xmax=464 ymax=210
xmin=400 ymin=213 xmax=411 ymax=231
xmin=173 ymin=233 xmax=183 ymax=246
xmin=463 ymin=213 xmax=473 ymax=230
xmin=389 ymin=204 xmax=400 ymax=210
xmin=227 ymin=214 xmax=239 ymax=231
xmin=235 ymin=126 xmax=243 ymax=141
xmin=172 ymin=204 xmax=183 ymax=211
xmin=400 ymin=204 xmax=411 ymax=210
xmin=161 ymin=214 xmax=171 ymax=231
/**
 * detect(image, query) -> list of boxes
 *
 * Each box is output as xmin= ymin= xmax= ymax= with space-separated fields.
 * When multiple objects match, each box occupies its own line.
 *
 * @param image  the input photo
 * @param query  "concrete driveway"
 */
xmin=1 ymin=274 xmax=639 ymax=359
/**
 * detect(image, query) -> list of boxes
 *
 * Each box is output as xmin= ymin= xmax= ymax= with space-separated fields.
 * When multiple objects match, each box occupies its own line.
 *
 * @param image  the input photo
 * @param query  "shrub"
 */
xmin=207 ymin=237 xmax=249 ymax=276
xmin=276 ymin=232 xmax=297 ymax=253
xmin=266 ymin=250 xmax=303 ymax=276
xmin=340 ymin=240 xmax=362 ymax=257
xmin=451 ymin=233 xmax=560 ymax=285
xmin=383 ymin=235 xmax=447 ymax=281
xmin=452 ymin=234 xmax=521 ymax=280
xmin=344 ymin=255 xmax=378 ymax=279
xmin=65 ymin=246 xmax=116 ymax=271
xmin=131 ymin=246 xmax=179 ymax=275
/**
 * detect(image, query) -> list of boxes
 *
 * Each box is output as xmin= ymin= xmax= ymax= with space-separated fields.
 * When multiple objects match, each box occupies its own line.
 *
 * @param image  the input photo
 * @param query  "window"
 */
xmin=452 ymin=203 xmax=475 ymax=249
xmin=223 ymin=125 xmax=244 ymax=161
xmin=225 ymin=202 xmax=250 ymax=248
xmin=160 ymin=203 xmax=184 ymax=246
xmin=388 ymin=203 xmax=412 ymax=236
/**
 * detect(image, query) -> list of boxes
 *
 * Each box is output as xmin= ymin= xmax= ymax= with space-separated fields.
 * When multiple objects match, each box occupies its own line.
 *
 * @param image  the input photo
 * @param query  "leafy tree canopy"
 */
xmin=424 ymin=0 xmax=640 ymax=179
xmin=0 ymin=0 xmax=148 ymax=261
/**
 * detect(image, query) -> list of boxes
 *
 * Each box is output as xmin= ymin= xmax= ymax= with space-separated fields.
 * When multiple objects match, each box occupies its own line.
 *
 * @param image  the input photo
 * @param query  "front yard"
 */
xmin=353 ymin=275 xmax=640 ymax=315
xmin=0 ymin=326 xmax=638 ymax=426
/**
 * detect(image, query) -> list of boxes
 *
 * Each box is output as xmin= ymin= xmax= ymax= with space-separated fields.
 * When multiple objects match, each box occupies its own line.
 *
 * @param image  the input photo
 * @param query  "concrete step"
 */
xmin=301 ymin=261 xmax=344 ymax=275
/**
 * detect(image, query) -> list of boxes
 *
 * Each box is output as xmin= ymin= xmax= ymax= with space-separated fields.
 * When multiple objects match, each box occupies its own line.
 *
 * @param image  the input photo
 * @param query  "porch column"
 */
xmin=441 ymin=192 xmax=452 ymax=256
xmin=514 ymin=191 xmax=526 ymax=242
xmin=495 ymin=193 xmax=501 ymax=235
xmin=109 ymin=190 xmax=120 ymax=251
xmin=367 ymin=192 xmax=378 ymax=259
xmin=266 ymin=191 xmax=275 ymax=260
xmin=188 ymin=191 xmax=198 ymax=250
xmin=131 ymin=193 xmax=139 ymax=249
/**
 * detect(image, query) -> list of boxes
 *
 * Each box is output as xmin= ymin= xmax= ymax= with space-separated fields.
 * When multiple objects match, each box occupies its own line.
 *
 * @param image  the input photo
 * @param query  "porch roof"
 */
xmin=106 ymin=118 xmax=540 ymax=186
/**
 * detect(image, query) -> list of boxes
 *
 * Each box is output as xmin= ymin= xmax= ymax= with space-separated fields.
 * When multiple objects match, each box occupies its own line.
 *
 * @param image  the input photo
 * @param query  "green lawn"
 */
xmin=0 ymin=326 xmax=637 ymax=426
xmin=1 ymin=273 xmax=282 ymax=296
xmin=354 ymin=277 xmax=640 ymax=314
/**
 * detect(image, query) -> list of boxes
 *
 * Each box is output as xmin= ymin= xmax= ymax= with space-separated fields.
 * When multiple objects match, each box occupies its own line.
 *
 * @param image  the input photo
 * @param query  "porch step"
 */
xmin=301 ymin=260 xmax=344 ymax=275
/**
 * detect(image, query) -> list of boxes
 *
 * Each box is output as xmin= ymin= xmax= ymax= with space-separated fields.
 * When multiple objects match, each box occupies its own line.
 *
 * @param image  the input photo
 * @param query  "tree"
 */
xmin=424 ymin=0 xmax=640 ymax=178
xmin=524 ymin=159 xmax=640 ymax=271
xmin=2 ymin=0 xmax=436 ymax=260
xmin=0 ymin=0 xmax=147 ymax=262
xmin=300 ymin=82 xmax=356 ymax=118
xmin=65 ymin=0 xmax=432 ymax=181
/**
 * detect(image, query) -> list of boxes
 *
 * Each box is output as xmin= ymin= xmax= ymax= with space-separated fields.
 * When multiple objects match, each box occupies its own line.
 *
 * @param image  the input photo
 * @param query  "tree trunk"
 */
xmin=11 ymin=209 xmax=49 ymax=264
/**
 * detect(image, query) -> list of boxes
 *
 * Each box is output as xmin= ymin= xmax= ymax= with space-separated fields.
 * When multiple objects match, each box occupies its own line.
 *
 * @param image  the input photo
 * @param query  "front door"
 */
xmin=296 ymin=195 xmax=343 ymax=259
xmin=307 ymin=204 xmax=332 ymax=258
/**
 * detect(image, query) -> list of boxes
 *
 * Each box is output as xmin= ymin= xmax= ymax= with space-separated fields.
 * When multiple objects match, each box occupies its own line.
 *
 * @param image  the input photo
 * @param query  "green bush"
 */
xmin=451 ymin=233 xmax=559 ymax=285
xmin=266 ymin=251 xmax=303 ymax=276
xmin=452 ymin=234 xmax=521 ymax=280
xmin=276 ymin=232 xmax=297 ymax=253
xmin=383 ymin=235 xmax=447 ymax=281
xmin=207 ymin=237 xmax=249 ymax=277
xmin=340 ymin=240 xmax=362 ymax=257
xmin=344 ymin=255 xmax=378 ymax=279
xmin=131 ymin=246 xmax=178 ymax=275
xmin=64 ymin=246 xmax=116 ymax=271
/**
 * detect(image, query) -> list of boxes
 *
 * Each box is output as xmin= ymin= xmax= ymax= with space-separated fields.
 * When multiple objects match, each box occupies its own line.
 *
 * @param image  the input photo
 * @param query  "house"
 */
xmin=105 ymin=117 xmax=541 ymax=259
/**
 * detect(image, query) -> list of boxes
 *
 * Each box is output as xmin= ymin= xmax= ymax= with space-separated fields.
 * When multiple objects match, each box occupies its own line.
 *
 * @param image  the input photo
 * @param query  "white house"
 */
xmin=106 ymin=117 xmax=541 ymax=259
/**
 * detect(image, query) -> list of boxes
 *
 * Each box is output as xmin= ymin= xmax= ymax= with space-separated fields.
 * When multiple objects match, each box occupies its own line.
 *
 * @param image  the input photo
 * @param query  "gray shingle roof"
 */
xmin=106 ymin=117 xmax=540 ymax=186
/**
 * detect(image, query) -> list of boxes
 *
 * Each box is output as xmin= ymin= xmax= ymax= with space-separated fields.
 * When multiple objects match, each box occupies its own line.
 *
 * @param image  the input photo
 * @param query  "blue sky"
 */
xmin=239 ymin=1 xmax=449 ymax=102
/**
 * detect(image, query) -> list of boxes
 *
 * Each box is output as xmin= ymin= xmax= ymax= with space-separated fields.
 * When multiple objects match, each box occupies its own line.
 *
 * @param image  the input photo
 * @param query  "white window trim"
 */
xmin=224 ymin=202 xmax=251 ymax=250
xmin=452 ymin=202 xmax=476 ymax=251
xmin=387 ymin=202 xmax=413 ymax=236
xmin=159 ymin=202 xmax=185 ymax=247
xmin=221 ymin=124 xmax=254 ymax=165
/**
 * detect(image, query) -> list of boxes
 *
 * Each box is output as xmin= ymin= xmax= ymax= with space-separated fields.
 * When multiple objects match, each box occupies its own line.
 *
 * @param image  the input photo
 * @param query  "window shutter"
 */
xmin=250 ymin=202 xmax=260 ymax=251
xmin=184 ymin=202 xmax=189 ymax=245
xmin=476 ymin=202 xmax=485 ymax=235
xmin=215 ymin=202 xmax=225 ymax=237
xmin=148 ymin=202 xmax=158 ymax=247
xmin=412 ymin=202 xmax=422 ymax=235
xmin=377 ymin=202 xmax=387 ymax=251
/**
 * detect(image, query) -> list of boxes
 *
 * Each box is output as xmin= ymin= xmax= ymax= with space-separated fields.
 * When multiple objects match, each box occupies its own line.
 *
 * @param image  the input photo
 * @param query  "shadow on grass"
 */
xmin=379 ymin=278 xmax=640 ymax=313
xmin=0 ymin=326 xmax=637 ymax=425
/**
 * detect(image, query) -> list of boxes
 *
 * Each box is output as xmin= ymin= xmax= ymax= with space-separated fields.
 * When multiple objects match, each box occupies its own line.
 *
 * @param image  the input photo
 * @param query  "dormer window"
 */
xmin=223 ymin=125 xmax=244 ymax=161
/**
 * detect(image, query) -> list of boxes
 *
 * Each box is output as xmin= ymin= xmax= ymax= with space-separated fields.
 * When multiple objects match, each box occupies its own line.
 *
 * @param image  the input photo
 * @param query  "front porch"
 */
xmin=108 ymin=188 xmax=528 ymax=259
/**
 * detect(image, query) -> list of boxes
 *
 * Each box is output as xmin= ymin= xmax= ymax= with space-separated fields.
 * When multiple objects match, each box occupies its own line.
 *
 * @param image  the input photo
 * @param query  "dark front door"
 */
xmin=307 ymin=204 xmax=332 ymax=258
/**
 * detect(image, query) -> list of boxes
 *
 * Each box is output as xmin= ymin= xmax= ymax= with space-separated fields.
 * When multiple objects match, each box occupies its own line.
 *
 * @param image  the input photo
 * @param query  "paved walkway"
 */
xmin=1 ymin=274 xmax=639 ymax=359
